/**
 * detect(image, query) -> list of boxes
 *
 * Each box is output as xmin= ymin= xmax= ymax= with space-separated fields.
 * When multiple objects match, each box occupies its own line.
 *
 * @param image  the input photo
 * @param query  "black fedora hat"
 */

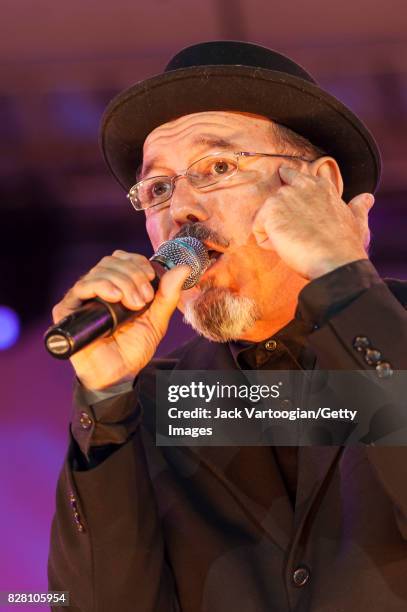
xmin=100 ymin=40 xmax=381 ymax=203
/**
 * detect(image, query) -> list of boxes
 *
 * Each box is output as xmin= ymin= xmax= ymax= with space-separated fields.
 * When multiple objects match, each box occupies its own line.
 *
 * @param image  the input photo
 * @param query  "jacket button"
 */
xmin=376 ymin=361 xmax=393 ymax=378
xmin=353 ymin=336 xmax=370 ymax=351
xmin=79 ymin=411 xmax=93 ymax=430
xmin=364 ymin=348 xmax=382 ymax=365
xmin=265 ymin=339 xmax=277 ymax=351
xmin=293 ymin=566 xmax=310 ymax=587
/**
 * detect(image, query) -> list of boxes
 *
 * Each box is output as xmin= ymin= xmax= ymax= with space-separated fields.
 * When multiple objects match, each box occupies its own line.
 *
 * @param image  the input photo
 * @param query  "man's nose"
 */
xmin=169 ymin=176 xmax=209 ymax=225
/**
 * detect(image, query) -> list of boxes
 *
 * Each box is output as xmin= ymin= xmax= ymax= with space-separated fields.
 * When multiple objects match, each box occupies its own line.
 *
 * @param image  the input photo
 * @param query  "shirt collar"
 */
xmin=228 ymin=316 xmax=314 ymax=369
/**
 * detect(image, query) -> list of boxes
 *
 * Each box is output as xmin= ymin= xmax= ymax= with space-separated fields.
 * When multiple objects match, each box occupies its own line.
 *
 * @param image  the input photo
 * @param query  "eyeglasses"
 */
xmin=127 ymin=151 xmax=317 ymax=211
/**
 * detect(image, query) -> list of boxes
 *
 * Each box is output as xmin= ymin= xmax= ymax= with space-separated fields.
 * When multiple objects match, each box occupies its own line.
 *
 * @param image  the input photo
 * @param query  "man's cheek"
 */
xmin=145 ymin=216 xmax=166 ymax=249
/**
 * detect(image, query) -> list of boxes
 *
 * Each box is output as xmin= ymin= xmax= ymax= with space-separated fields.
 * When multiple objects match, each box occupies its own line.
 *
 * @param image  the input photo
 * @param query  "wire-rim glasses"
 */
xmin=127 ymin=151 xmax=317 ymax=211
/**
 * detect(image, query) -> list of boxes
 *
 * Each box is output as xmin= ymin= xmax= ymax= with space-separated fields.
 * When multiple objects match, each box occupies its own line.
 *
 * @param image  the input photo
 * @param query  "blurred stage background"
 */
xmin=0 ymin=0 xmax=406 ymax=604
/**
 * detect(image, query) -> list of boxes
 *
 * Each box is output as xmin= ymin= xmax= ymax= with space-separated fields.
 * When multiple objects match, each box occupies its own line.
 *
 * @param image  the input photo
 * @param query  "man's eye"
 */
xmin=151 ymin=181 xmax=171 ymax=198
xmin=212 ymin=160 xmax=230 ymax=175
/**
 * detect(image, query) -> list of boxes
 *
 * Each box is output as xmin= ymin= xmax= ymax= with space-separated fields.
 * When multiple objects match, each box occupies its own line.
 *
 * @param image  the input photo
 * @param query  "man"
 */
xmin=48 ymin=41 xmax=407 ymax=611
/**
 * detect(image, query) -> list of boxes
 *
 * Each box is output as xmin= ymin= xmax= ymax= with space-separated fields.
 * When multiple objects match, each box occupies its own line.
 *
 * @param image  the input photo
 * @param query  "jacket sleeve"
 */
xmin=297 ymin=260 xmax=407 ymax=372
xmin=48 ymin=388 xmax=179 ymax=612
xmin=296 ymin=259 xmax=407 ymax=538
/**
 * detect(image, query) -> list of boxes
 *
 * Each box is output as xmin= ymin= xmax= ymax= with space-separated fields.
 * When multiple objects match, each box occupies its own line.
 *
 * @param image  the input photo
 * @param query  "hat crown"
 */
xmin=165 ymin=40 xmax=317 ymax=85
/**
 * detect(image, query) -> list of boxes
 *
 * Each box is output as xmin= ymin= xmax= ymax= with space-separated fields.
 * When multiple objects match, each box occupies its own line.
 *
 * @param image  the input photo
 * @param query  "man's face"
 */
xmin=141 ymin=111 xmax=308 ymax=342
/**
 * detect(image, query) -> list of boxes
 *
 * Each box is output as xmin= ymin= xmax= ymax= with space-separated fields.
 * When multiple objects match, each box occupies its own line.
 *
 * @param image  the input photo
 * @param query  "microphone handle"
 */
xmin=44 ymin=260 xmax=165 ymax=360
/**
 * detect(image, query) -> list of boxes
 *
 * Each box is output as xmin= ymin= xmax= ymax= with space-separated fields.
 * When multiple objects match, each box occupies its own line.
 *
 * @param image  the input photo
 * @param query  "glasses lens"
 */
xmin=187 ymin=155 xmax=238 ymax=188
xmin=129 ymin=177 xmax=173 ymax=210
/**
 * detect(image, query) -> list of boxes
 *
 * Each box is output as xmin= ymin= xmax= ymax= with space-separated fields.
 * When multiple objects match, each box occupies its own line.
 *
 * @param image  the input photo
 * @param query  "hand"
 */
xmin=252 ymin=165 xmax=374 ymax=280
xmin=52 ymin=250 xmax=190 ymax=391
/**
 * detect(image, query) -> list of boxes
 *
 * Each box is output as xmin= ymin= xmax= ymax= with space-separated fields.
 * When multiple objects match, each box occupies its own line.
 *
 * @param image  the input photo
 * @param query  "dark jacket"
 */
xmin=48 ymin=269 xmax=407 ymax=612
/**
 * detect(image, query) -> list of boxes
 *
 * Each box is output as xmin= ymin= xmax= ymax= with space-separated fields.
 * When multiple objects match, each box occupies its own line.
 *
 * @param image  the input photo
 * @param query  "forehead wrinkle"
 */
xmin=146 ymin=118 xmax=241 ymax=145
xmin=145 ymin=111 xmax=274 ymax=149
xmin=148 ymin=111 xmax=244 ymax=136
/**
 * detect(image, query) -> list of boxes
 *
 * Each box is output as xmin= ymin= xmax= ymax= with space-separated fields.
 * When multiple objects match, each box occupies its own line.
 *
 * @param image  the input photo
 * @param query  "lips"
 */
xmin=202 ymin=239 xmax=227 ymax=269
xmin=200 ymin=242 xmax=227 ymax=277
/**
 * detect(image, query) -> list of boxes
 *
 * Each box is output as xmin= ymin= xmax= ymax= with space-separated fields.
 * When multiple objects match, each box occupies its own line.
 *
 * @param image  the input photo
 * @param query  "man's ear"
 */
xmin=309 ymin=156 xmax=344 ymax=198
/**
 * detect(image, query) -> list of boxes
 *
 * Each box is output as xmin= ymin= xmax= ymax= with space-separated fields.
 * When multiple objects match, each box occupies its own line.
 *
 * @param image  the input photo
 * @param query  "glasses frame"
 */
xmin=127 ymin=151 xmax=317 ymax=211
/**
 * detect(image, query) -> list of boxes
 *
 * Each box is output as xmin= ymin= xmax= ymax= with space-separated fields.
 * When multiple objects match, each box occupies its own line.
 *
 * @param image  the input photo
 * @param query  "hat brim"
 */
xmin=100 ymin=65 xmax=381 ymax=203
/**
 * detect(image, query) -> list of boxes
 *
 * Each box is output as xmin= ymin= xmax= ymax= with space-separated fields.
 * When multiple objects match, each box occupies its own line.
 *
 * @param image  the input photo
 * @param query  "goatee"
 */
xmin=183 ymin=285 xmax=260 ymax=342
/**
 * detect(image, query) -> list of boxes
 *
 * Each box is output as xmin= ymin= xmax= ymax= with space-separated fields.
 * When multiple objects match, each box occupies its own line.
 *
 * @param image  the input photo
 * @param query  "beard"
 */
xmin=183 ymin=285 xmax=261 ymax=343
xmin=175 ymin=221 xmax=260 ymax=342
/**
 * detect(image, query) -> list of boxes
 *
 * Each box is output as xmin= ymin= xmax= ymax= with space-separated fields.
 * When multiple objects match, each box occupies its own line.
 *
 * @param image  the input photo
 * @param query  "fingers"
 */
xmin=52 ymin=251 xmax=158 ymax=323
xmin=252 ymin=201 xmax=276 ymax=250
xmin=52 ymin=278 xmax=117 ymax=323
xmin=348 ymin=193 xmax=375 ymax=248
xmin=348 ymin=193 xmax=375 ymax=218
xmin=278 ymin=165 xmax=315 ymax=186
xmin=109 ymin=250 xmax=156 ymax=282
xmin=110 ymin=249 xmax=156 ymax=277
xmin=96 ymin=252 xmax=155 ymax=304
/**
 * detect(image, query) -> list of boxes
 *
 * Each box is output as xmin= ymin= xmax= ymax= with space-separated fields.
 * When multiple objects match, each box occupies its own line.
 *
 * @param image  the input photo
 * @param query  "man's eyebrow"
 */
xmin=137 ymin=134 xmax=240 ymax=181
xmin=191 ymin=134 xmax=239 ymax=150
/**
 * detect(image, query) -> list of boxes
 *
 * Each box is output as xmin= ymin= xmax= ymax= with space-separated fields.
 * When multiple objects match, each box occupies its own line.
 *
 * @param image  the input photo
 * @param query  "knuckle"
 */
xmin=103 ymin=272 xmax=134 ymax=295
xmin=132 ymin=262 xmax=154 ymax=276
xmin=119 ymin=280 xmax=136 ymax=295
xmin=99 ymin=255 xmax=114 ymax=266
xmin=97 ymin=278 xmax=118 ymax=291
xmin=126 ymin=270 xmax=145 ymax=284
xmin=74 ymin=276 xmax=88 ymax=289
xmin=74 ymin=275 xmax=110 ymax=293
xmin=132 ymin=253 xmax=150 ymax=266
xmin=112 ymin=250 xmax=149 ymax=268
xmin=85 ymin=266 xmax=99 ymax=278
xmin=126 ymin=259 xmax=154 ymax=279
xmin=112 ymin=249 xmax=132 ymax=260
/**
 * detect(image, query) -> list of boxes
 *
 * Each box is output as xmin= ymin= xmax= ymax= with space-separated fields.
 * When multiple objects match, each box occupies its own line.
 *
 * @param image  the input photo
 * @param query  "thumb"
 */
xmin=348 ymin=193 xmax=375 ymax=221
xmin=348 ymin=193 xmax=374 ymax=248
xmin=148 ymin=264 xmax=191 ymax=323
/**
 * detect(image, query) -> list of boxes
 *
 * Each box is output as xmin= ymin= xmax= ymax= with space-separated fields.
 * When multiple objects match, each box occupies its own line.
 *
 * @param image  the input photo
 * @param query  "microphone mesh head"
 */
xmin=153 ymin=237 xmax=209 ymax=289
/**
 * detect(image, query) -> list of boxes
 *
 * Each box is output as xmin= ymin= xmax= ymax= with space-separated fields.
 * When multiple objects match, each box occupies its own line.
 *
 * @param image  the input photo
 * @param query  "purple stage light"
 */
xmin=0 ymin=305 xmax=20 ymax=349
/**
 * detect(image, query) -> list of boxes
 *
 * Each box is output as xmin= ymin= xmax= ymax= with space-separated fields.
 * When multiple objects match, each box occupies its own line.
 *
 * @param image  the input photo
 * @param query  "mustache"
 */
xmin=174 ymin=222 xmax=229 ymax=249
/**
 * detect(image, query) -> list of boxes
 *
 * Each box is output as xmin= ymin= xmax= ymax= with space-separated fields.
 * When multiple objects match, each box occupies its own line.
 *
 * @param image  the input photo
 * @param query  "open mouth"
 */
xmin=207 ymin=249 xmax=222 ymax=264
xmin=203 ymin=240 xmax=227 ymax=270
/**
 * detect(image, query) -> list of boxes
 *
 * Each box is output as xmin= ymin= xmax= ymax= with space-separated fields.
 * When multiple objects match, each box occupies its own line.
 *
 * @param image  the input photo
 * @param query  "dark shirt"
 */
xmin=71 ymin=259 xmax=384 ymax=503
xmin=229 ymin=318 xmax=315 ymax=505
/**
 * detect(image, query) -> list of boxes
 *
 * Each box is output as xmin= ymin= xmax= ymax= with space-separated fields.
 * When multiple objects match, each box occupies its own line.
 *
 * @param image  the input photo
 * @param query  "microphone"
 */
xmin=44 ymin=237 xmax=209 ymax=360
